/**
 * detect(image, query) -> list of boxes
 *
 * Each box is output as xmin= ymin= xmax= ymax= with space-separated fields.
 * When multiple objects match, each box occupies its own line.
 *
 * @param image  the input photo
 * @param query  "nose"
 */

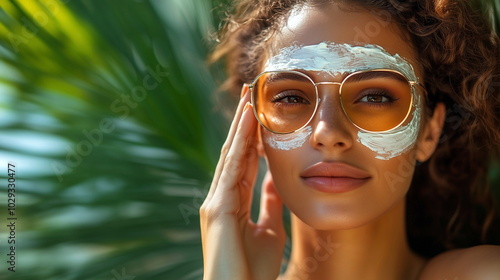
xmin=309 ymin=83 xmax=354 ymax=153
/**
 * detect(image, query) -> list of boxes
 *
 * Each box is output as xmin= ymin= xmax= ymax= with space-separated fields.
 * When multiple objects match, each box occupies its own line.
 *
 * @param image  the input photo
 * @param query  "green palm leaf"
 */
xmin=0 ymin=0 xmax=229 ymax=279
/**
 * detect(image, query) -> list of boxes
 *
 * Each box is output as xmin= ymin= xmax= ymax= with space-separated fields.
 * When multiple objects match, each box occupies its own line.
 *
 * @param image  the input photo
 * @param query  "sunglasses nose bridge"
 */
xmin=313 ymin=81 xmax=343 ymax=104
xmin=309 ymin=81 xmax=347 ymax=126
xmin=314 ymin=81 xmax=342 ymax=98
xmin=314 ymin=81 xmax=342 ymax=86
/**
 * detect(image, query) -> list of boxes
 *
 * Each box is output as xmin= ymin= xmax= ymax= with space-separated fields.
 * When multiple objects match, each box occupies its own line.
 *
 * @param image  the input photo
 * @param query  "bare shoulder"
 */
xmin=418 ymin=245 xmax=500 ymax=280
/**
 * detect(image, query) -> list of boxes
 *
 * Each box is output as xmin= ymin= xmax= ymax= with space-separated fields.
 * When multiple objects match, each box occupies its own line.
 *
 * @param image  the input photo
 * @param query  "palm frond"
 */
xmin=0 ymin=0 xmax=228 ymax=279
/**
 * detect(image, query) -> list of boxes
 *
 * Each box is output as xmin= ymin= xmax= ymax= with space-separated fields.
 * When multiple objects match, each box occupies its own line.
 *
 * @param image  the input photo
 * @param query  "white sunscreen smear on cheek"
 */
xmin=357 ymin=95 xmax=421 ymax=160
xmin=264 ymin=126 xmax=313 ymax=150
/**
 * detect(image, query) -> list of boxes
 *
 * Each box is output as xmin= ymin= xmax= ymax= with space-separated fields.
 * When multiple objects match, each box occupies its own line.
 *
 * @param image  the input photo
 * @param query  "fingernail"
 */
xmin=240 ymin=83 xmax=249 ymax=98
xmin=243 ymin=102 xmax=251 ymax=112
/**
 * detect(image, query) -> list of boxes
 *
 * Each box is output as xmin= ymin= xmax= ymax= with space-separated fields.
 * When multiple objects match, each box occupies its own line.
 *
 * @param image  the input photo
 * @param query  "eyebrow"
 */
xmin=259 ymin=70 xmax=409 ymax=85
xmin=346 ymin=71 xmax=408 ymax=83
xmin=264 ymin=72 xmax=311 ymax=83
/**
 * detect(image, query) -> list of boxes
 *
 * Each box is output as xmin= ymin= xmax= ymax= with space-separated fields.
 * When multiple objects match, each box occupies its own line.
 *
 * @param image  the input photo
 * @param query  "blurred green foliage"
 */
xmin=0 ymin=0 xmax=498 ymax=279
xmin=0 ymin=0 xmax=230 ymax=279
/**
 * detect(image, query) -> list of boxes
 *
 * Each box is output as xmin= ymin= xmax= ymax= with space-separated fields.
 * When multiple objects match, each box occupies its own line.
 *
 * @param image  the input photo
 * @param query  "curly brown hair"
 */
xmin=211 ymin=0 xmax=500 ymax=258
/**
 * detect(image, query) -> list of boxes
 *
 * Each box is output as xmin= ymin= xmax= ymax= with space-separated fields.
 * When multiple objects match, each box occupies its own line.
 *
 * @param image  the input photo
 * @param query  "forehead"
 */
xmin=264 ymin=42 xmax=418 ymax=81
xmin=266 ymin=3 xmax=420 ymax=74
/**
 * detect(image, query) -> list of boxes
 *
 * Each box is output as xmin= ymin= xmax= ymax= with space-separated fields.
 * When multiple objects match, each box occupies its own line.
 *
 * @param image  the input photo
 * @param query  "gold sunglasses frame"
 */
xmin=249 ymin=68 xmax=426 ymax=134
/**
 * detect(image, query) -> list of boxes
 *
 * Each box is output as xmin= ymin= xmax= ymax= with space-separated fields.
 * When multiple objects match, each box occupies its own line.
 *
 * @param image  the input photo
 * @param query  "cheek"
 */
xmin=357 ymin=94 xmax=422 ymax=160
xmin=375 ymin=153 xmax=417 ymax=195
xmin=262 ymin=126 xmax=313 ymax=151
xmin=261 ymin=129 xmax=310 ymax=189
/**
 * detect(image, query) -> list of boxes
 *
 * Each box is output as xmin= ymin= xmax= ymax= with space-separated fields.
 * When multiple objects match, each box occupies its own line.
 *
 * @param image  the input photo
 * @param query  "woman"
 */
xmin=201 ymin=0 xmax=500 ymax=279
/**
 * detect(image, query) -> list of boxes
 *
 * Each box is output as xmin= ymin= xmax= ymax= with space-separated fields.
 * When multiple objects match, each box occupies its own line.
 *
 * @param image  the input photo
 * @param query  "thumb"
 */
xmin=257 ymin=172 xmax=284 ymax=233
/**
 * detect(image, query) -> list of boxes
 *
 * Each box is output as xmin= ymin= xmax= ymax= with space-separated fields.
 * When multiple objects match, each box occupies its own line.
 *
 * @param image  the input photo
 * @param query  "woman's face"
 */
xmin=259 ymin=3 xmax=427 ymax=230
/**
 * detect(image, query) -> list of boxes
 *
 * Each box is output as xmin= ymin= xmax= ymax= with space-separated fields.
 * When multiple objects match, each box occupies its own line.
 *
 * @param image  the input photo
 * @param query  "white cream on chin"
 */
xmin=263 ymin=42 xmax=422 ymax=158
xmin=264 ymin=126 xmax=313 ymax=150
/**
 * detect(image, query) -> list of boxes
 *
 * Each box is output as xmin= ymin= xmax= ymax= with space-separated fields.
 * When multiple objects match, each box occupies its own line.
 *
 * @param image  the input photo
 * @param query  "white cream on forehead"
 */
xmin=263 ymin=42 xmax=422 ymax=158
xmin=264 ymin=42 xmax=418 ymax=81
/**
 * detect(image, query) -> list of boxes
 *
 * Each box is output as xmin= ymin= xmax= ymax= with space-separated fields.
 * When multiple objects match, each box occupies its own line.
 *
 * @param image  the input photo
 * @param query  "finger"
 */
xmin=210 ymin=102 xmax=258 ymax=215
xmin=257 ymin=172 xmax=284 ymax=233
xmin=236 ymin=131 xmax=260 ymax=223
xmin=206 ymin=84 xmax=251 ymax=201
xmin=209 ymin=85 xmax=250 ymax=192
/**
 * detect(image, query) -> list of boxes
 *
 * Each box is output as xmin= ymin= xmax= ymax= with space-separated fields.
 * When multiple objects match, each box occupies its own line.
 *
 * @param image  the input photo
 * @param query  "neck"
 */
xmin=281 ymin=201 xmax=425 ymax=280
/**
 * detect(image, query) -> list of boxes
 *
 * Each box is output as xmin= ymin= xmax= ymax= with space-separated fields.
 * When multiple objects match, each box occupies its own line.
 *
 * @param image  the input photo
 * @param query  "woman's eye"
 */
xmin=271 ymin=91 xmax=310 ymax=104
xmin=360 ymin=95 xmax=390 ymax=103
xmin=355 ymin=88 xmax=398 ymax=105
xmin=281 ymin=96 xmax=308 ymax=103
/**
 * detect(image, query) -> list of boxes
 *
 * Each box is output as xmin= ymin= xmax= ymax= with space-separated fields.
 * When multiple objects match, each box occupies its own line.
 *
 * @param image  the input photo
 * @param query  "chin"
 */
xmin=287 ymin=200 xmax=379 ymax=231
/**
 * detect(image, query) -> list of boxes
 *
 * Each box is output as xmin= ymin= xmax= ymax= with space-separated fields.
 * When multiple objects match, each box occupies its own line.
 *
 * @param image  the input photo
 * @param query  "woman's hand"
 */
xmin=200 ymin=85 xmax=286 ymax=280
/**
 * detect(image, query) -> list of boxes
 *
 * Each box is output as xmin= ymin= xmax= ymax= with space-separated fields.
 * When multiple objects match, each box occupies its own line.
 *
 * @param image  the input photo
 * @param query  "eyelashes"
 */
xmin=270 ymin=90 xmax=312 ymax=105
xmin=269 ymin=89 xmax=400 ymax=108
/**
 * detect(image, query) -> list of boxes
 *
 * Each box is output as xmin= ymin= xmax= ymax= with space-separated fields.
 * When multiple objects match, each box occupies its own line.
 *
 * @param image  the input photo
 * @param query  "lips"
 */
xmin=300 ymin=162 xmax=371 ymax=193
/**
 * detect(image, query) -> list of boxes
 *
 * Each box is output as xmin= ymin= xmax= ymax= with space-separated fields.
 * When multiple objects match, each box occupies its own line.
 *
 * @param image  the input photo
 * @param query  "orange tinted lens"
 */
xmin=253 ymin=72 xmax=317 ymax=133
xmin=340 ymin=71 xmax=412 ymax=132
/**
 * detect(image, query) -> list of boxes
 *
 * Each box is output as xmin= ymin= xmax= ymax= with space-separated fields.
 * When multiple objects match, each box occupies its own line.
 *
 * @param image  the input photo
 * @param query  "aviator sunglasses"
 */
xmin=249 ymin=69 xmax=425 ymax=134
